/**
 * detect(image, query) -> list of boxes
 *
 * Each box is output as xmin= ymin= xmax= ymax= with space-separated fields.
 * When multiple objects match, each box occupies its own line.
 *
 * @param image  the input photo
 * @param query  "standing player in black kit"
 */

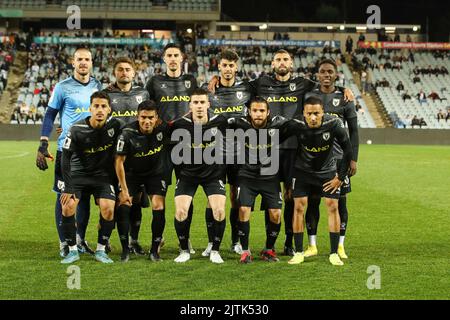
xmin=200 ymin=49 xmax=253 ymax=257
xmin=104 ymin=57 xmax=151 ymax=256
xmin=146 ymin=43 xmax=197 ymax=254
xmin=115 ymin=100 xmax=168 ymax=262
xmin=170 ymin=88 xmax=228 ymax=264
xmin=60 ymin=91 xmax=122 ymax=264
xmin=303 ymin=59 xmax=359 ymax=260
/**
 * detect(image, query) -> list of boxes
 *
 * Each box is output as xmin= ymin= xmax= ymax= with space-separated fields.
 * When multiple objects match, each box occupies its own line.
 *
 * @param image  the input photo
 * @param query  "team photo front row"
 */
xmin=45 ymin=88 xmax=353 ymax=266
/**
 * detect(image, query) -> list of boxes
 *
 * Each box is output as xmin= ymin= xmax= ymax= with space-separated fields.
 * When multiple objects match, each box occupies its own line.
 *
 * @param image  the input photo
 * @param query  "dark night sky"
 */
xmin=221 ymin=0 xmax=450 ymax=41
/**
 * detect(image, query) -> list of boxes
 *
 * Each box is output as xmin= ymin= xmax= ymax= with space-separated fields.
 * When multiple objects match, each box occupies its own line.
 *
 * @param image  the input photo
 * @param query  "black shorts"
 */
xmin=71 ymin=176 xmax=117 ymax=201
xmin=174 ymin=177 xmax=226 ymax=197
xmin=292 ymin=171 xmax=341 ymax=200
xmin=238 ymin=178 xmax=283 ymax=209
xmin=127 ymin=175 xmax=168 ymax=197
xmin=53 ymin=150 xmax=64 ymax=193
xmin=163 ymin=151 xmax=174 ymax=186
xmin=278 ymin=149 xmax=296 ymax=186
xmin=226 ymin=165 xmax=239 ymax=186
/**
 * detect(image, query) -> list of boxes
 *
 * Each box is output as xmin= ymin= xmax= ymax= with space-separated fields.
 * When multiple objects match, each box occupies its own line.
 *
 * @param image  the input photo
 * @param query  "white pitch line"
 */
xmin=0 ymin=152 xmax=30 ymax=160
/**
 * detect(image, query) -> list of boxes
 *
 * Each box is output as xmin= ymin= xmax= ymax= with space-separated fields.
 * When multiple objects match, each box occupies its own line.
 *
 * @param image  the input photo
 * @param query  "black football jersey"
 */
xmin=201 ymin=79 xmax=253 ymax=118
xmin=282 ymin=114 xmax=352 ymax=180
xmin=228 ymin=115 xmax=289 ymax=180
xmin=62 ymin=117 xmax=122 ymax=190
xmin=250 ymin=74 xmax=315 ymax=149
xmin=116 ymin=121 xmax=169 ymax=178
xmin=146 ymin=73 xmax=197 ymax=122
xmin=104 ymin=84 xmax=150 ymax=126
xmin=169 ymin=111 xmax=227 ymax=181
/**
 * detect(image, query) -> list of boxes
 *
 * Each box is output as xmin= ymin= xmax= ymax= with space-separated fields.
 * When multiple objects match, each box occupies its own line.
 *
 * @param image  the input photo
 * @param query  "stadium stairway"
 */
xmin=0 ymin=52 xmax=27 ymax=123
xmin=351 ymin=68 xmax=390 ymax=128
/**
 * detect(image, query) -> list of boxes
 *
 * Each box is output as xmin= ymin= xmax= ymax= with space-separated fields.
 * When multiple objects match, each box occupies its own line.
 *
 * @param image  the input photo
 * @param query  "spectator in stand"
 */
xmin=19 ymin=102 xmax=29 ymax=123
xmin=380 ymin=78 xmax=390 ymax=87
xmin=283 ymin=32 xmax=290 ymax=40
xmin=440 ymin=66 xmax=448 ymax=75
xmin=345 ymin=36 xmax=353 ymax=54
xmin=413 ymin=75 xmax=421 ymax=84
xmin=358 ymin=33 xmax=366 ymax=42
xmin=355 ymin=100 xmax=364 ymax=114
xmin=411 ymin=116 xmax=427 ymax=128
xmin=428 ymin=91 xmax=445 ymax=102
xmin=402 ymin=91 xmax=412 ymax=101
xmin=360 ymin=69 xmax=368 ymax=95
xmin=394 ymin=33 xmax=401 ymax=42
xmin=417 ymin=89 xmax=427 ymax=105
xmin=396 ymin=81 xmax=405 ymax=92
xmin=10 ymin=105 xmax=21 ymax=122
xmin=437 ymin=109 xmax=446 ymax=121
xmin=406 ymin=34 xmax=412 ymax=42
xmin=446 ymin=107 xmax=450 ymax=122
xmin=28 ymin=104 xmax=37 ymax=124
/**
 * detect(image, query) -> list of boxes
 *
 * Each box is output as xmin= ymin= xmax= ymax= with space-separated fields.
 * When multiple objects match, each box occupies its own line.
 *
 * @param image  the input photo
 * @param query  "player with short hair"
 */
xmin=303 ymin=58 xmax=359 ymax=259
xmin=284 ymin=96 xmax=353 ymax=266
xmin=59 ymin=91 xmax=122 ymax=264
xmin=146 ymin=43 xmax=198 ymax=254
xmin=170 ymin=88 xmax=228 ymax=264
xmin=36 ymin=46 xmax=102 ymax=257
xmin=115 ymin=100 xmax=169 ymax=262
xmin=200 ymin=49 xmax=253 ymax=257
xmin=105 ymin=56 xmax=151 ymax=256
xmin=229 ymin=97 xmax=288 ymax=263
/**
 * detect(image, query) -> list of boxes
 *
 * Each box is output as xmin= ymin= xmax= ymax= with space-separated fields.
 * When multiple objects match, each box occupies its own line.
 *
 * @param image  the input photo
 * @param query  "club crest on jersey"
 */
xmin=161 ymin=83 xmax=167 ymax=89
xmin=322 ymin=132 xmax=330 ymax=141
xmin=236 ymin=91 xmax=243 ymax=100
xmin=108 ymin=128 xmax=115 ymax=137
xmin=332 ymin=98 xmax=340 ymax=107
xmin=157 ymin=132 xmax=163 ymax=141
xmin=112 ymin=99 xmax=118 ymax=104
xmin=268 ymin=129 xmax=275 ymax=137
xmin=211 ymin=127 xmax=218 ymax=136
xmin=136 ymin=96 xmax=143 ymax=104
xmin=289 ymin=83 xmax=296 ymax=91
xmin=185 ymin=80 xmax=191 ymax=89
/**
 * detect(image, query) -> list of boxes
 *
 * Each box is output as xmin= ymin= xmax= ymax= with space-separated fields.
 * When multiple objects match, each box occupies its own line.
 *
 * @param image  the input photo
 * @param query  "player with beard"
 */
xmin=104 ymin=57 xmax=151 ymax=256
xmin=303 ymin=59 xmax=359 ymax=259
xmin=36 ymin=47 xmax=102 ymax=257
xmin=146 ymin=43 xmax=197 ymax=254
xmin=200 ymin=49 xmax=253 ymax=257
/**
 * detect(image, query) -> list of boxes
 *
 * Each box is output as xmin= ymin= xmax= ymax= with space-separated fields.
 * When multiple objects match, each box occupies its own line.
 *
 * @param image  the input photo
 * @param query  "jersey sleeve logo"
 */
xmin=322 ymin=132 xmax=330 ymax=141
xmin=289 ymin=83 xmax=296 ymax=91
xmin=236 ymin=91 xmax=243 ymax=100
xmin=63 ymin=137 xmax=71 ymax=149
xmin=157 ymin=132 xmax=163 ymax=141
xmin=184 ymin=80 xmax=191 ymax=89
xmin=332 ymin=98 xmax=340 ymax=107
xmin=117 ymin=139 xmax=125 ymax=152
xmin=108 ymin=128 xmax=115 ymax=137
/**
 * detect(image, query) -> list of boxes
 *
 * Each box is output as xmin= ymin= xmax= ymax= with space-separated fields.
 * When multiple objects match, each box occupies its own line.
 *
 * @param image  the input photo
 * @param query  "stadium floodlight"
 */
xmin=142 ymin=29 xmax=154 ymax=33
xmin=187 ymin=28 xmax=193 ymax=34
xmin=413 ymin=26 xmax=418 ymax=32
xmin=356 ymin=26 xmax=367 ymax=31
xmin=259 ymin=23 xmax=268 ymax=30
xmin=339 ymin=25 xmax=345 ymax=31
xmin=326 ymin=26 xmax=334 ymax=30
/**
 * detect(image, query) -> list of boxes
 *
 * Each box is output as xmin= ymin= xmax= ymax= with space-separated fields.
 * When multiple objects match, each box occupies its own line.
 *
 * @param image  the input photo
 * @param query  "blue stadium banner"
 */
xmin=197 ymin=39 xmax=340 ymax=47
xmin=33 ymin=37 xmax=168 ymax=47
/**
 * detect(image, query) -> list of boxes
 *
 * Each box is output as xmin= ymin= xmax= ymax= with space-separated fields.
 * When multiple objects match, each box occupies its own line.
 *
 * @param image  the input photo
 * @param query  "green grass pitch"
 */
xmin=0 ymin=141 xmax=449 ymax=300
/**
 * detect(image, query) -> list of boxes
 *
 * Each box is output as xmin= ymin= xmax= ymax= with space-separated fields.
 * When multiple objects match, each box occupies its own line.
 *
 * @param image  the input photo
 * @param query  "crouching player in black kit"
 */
xmin=115 ymin=100 xmax=168 ymax=262
xmin=229 ymin=97 xmax=286 ymax=263
xmin=60 ymin=91 xmax=122 ymax=264
xmin=285 ymin=96 xmax=353 ymax=266
xmin=170 ymin=88 xmax=228 ymax=264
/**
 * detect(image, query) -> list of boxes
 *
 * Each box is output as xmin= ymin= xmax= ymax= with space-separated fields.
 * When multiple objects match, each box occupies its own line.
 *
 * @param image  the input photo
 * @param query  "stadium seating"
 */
xmin=355 ymin=50 xmax=450 ymax=129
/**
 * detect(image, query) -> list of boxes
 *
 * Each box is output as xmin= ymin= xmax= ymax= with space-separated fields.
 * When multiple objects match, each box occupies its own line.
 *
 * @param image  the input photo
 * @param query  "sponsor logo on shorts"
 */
xmin=110 ymin=185 xmax=116 ymax=196
xmin=218 ymin=179 xmax=225 ymax=190
xmin=57 ymin=180 xmax=65 ymax=192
